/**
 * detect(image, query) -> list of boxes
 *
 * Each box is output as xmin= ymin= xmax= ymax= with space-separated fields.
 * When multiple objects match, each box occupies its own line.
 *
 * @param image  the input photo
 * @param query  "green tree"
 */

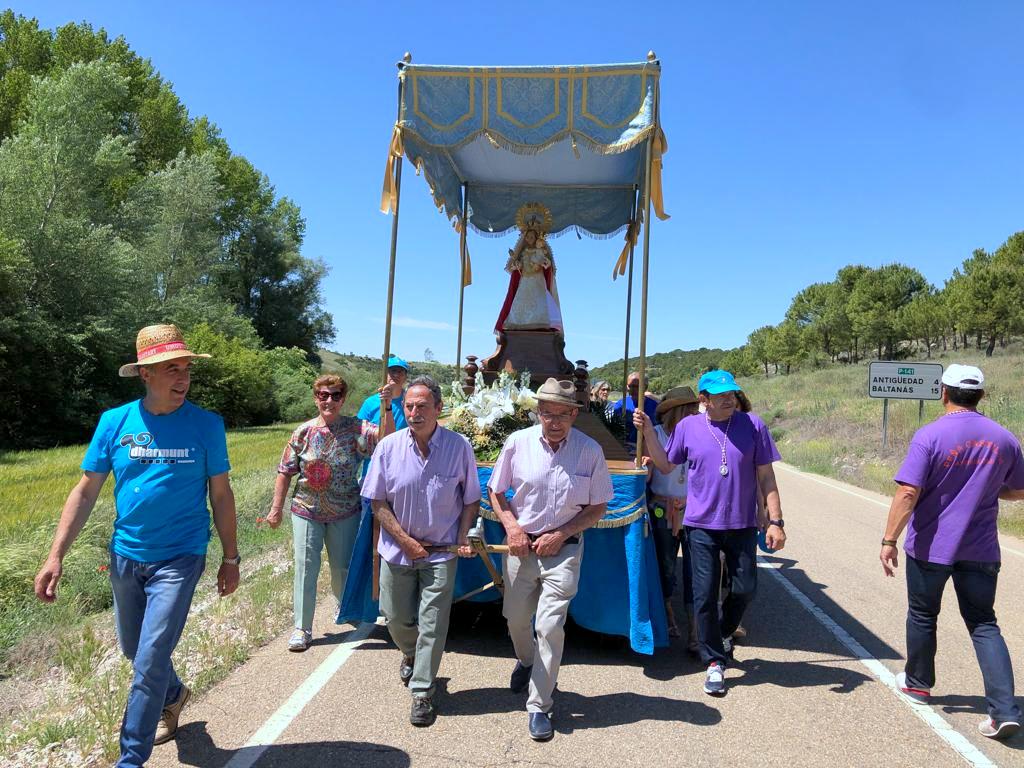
xmin=946 ymin=234 xmax=1024 ymax=356
xmin=898 ymin=290 xmax=946 ymax=358
xmin=847 ymin=264 xmax=928 ymax=359
xmin=746 ymin=325 xmax=776 ymax=376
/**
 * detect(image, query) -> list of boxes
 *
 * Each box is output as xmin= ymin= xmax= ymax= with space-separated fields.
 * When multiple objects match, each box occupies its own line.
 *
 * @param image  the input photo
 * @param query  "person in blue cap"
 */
xmin=635 ymin=369 xmax=786 ymax=698
xmin=358 ymin=355 xmax=409 ymax=435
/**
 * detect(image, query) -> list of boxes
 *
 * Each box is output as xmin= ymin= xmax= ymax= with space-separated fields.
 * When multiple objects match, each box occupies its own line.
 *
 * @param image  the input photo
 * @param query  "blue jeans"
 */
xmin=686 ymin=526 xmax=757 ymax=666
xmin=905 ymin=555 xmax=1020 ymax=723
xmin=109 ymin=551 xmax=206 ymax=768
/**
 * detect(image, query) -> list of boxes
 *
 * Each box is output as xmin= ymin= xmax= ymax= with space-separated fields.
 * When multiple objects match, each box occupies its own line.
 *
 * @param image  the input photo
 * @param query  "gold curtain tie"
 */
xmin=650 ymin=128 xmax=670 ymax=221
xmin=454 ymin=219 xmax=473 ymax=287
xmin=379 ymin=124 xmax=405 ymax=215
xmin=612 ymin=219 xmax=639 ymax=280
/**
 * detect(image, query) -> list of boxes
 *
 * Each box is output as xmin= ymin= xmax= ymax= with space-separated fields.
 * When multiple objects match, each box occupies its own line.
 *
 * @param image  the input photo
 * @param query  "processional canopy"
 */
xmin=381 ymin=59 xmax=669 ymax=249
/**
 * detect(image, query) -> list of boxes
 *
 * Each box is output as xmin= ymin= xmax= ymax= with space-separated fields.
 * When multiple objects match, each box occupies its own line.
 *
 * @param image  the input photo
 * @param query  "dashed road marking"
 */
xmin=759 ymin=557 xmax=997 ymax=768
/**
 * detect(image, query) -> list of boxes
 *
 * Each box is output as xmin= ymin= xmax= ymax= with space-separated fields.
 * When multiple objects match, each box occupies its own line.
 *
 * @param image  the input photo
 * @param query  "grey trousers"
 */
xmin=379 ymin=557 xmax=457 ymax=698
xmin=502 ymin=541 xmax=583 ymax=713
xmin=291 ymin=513 xmax=359 ymax=631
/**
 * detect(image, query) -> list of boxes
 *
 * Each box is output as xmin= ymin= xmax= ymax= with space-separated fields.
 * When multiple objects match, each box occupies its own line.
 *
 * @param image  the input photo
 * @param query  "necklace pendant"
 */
xmin=719 ymin=464 xmax=729 ymax=477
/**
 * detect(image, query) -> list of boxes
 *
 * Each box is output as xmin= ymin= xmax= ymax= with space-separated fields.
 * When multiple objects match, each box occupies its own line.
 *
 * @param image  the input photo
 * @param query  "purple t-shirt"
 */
xmin=894 ymin=411 xmax=1024 ymax=564
xmin=665 ymin=411 xmax=781 ymax=530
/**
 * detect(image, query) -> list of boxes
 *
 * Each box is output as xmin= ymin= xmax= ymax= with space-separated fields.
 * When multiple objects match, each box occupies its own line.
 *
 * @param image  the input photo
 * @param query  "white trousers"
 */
xmin=502 ymin=541 xmax=582 ymax=713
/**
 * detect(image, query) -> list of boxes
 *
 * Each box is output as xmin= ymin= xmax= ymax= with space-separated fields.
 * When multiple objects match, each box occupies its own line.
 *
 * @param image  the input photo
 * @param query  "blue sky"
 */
xmin=26 ymin=1 xmax=1024 ymax=367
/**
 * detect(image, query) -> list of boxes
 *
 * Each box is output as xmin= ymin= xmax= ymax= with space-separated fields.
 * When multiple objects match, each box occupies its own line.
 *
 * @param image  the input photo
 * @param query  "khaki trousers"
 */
xmin=502 ymin=540 xmax=583 ymax=713
xmin=379 ymin=557 xmax=457 ymax=698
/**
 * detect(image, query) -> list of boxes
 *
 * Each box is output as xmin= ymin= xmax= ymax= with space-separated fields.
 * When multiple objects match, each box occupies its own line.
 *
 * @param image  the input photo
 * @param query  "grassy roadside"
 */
xmin=0 ymin=423 xmax=305 ymax=767
xmin=738 ymin=351 xmax=1024 ymax=538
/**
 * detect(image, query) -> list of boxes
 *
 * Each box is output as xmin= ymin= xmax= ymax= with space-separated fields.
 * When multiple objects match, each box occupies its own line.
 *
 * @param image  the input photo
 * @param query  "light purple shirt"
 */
xmin=665 ymin=411 xmax=780 ymax=530
xmin=488 ymin=425 xmax=614 ymax=536
xmin=895 ymin=411 xmax=1024 ymax=564
xmin=361 ymin=426 xmax=481 ymax=566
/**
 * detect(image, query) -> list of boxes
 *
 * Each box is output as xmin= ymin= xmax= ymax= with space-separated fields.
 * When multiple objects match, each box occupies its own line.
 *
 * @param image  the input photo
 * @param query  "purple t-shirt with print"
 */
xmin=894 ymin=411 xmax=1024 ymax=564
xmin=665 ymin=411 xmax=781 ymax=530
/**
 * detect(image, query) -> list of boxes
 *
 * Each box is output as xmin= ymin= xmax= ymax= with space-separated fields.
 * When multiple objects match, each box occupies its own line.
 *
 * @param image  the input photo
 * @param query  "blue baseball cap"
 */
xmin=698 ymin=369 xmax=741 ymax=395
xmin=387 ymin=355 xmax=409 ymax=371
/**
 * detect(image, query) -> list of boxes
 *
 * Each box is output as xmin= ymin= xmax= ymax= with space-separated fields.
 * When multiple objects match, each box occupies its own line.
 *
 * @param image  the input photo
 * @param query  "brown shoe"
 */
xmin=153 ymin=685 xmax=190 ymax=745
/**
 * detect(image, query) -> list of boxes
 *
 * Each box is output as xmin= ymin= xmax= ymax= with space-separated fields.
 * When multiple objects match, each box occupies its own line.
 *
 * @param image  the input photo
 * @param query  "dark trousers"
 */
xmin=905 ymin=556 xmax=1020 ymax=723
xmin=651 ymin=514 xmax=693 ymax=605
xmin=687 ymin=526 xmax=757 ymax=666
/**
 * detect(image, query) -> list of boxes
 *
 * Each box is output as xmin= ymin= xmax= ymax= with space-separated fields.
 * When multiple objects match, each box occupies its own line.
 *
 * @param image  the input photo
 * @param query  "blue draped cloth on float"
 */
xmin=379 ymin=61 xmax=669 ymax=279
xmin=338 ymin=465 xmax=668 ymax=655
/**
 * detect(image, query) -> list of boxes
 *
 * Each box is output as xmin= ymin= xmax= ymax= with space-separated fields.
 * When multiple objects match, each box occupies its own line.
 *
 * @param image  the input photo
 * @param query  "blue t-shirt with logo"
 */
xmin=82 ymin=399 xmax=230 ymax=561
xmin=357 ymin=392 xmax=408 ymax=430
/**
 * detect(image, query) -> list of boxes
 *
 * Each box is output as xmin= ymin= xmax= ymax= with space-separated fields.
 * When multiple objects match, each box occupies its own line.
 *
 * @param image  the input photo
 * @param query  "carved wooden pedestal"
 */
xmin=480 ymin=330 xmax=575 ymax=390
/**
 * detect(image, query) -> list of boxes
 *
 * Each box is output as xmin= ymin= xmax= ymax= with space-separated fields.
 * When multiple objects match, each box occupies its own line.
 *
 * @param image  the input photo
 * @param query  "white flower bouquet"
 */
xmin=446 ymin=370 xmax=536 ymax=461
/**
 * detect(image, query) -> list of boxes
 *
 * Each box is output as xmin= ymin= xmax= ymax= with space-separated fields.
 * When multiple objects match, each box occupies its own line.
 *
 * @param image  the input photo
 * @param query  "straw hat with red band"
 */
xmin=118 ymin=324 xmax=211 ymax=378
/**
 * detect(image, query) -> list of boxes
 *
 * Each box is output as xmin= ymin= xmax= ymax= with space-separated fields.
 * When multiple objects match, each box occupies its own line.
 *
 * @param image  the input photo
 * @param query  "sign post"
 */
xmin=868 ymin=362 xmax=943 ymax=449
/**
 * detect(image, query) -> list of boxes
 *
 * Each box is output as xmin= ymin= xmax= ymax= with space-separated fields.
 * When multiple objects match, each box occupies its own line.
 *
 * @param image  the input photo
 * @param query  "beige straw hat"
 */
xmin=534 ymin=378 xmax=579 ymax=407
xmin=118 ymin=324 xmax=211 ymax=377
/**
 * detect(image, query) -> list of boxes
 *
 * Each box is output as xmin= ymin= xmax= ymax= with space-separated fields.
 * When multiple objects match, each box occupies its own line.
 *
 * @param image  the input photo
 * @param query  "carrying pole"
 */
xmin=455 ymin=183 xmax=468 ymax=378
xmin=621 ymin=187 xmax=639 ymax=432
xmin=635 ymin=53 xmax=660 ymax=468
xmin=375 ymin=57 xmax=409 ymax=601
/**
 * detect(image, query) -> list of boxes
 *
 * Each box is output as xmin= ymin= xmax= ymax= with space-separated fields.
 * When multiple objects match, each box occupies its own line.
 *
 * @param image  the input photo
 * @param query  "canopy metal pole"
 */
xmin=381 ymin=60 xmax=408 ymax=384
xmin=455 ymin=183 xmax=468 ymax=378
xmin=635 ymin=141 xmax=656 ymax=468
xmin=621 ymin=187 xmax=639 ymax=432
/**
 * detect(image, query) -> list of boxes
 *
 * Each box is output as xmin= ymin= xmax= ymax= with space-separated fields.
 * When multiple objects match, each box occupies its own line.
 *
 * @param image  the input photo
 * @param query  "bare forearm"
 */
xmin=641 ymin=424 xmax=673 ymax=474
xmin=49 ymin=479 xmax=103 ymax=561
xmin=883 ymin=486 xmax=919 ymax=541
xmin=458 ymin=502 xmax=480 ymax=541
xmin=371 ymin=498 xmax=414 ymax=545
xmin=490 ymin=491 xmax=522 ymax=535
xmin=211 ymin=488 xmax=239 ymax=558
xmin=557 ymin=503 xmax=607 ymax=538
xmin=271 ymin=473 xmax=292 ymax=511
xmin=757 ymin=465 xmax=783 ymax=520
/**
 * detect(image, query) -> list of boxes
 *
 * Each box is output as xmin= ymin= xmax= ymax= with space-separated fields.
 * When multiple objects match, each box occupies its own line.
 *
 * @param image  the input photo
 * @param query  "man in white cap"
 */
xmin=33 ymin=324 xmax=240 ymax=768
xmin=489 ymin=378 xmax=614 ymax=741
xmin=880 ymin=363 xmax=1024 ymax=740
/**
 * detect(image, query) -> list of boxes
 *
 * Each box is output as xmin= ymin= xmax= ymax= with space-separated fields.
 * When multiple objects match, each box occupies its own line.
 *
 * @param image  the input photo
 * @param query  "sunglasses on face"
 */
xmin=315 ymin=391 xmax=344 ymax=402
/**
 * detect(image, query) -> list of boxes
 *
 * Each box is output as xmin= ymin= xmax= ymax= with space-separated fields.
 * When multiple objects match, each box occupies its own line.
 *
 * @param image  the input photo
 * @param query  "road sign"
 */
xmin=868 ymin=361 xmax=943 ymax=401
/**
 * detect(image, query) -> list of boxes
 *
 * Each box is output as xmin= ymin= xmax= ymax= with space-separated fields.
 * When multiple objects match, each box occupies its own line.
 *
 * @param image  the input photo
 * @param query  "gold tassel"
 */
xmin=379 ymin=124 xmax=405 ymax=215
xmin=611 ymin=219 xmax=639 ymax=280
xmin=650 ymin=128 xmax=670 ymax=221
xmin=454 ymin=219 xmax=473 ymax=287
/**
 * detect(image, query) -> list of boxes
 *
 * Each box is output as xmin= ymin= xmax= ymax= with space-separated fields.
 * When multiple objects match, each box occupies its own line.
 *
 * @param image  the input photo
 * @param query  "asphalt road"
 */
xmin=149 ymin=464 xmax=1024 ymax=768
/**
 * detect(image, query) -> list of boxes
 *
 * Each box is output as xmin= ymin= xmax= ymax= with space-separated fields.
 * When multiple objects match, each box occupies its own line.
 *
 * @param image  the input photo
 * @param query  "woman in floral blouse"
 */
xmin=267 ymin=374 xmax=376 ymax=651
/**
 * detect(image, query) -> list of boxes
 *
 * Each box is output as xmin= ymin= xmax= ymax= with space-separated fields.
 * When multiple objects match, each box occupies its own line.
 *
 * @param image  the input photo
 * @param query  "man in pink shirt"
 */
xmin=362 ymin=376 xmax=481 ymax=727
xmin=489 ymin=378 xmax=614 ymax=741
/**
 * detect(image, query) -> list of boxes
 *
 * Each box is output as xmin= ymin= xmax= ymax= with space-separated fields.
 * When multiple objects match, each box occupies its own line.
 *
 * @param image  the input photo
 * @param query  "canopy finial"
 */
xmin=647 ymin=50 xmax=657 ymax=62
xmin=402 ymin=52 xmax=412 ymax=63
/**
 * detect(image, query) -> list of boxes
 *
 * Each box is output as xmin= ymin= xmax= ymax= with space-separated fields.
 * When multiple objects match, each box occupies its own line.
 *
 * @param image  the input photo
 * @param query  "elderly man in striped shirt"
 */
xmin=489 ymin=378 xmax=614 ymax=741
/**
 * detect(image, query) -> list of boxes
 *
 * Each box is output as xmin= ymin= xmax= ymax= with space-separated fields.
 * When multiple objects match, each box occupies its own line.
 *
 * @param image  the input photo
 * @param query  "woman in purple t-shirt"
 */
xmin=636 ymin=369 xmax=786 ymax=698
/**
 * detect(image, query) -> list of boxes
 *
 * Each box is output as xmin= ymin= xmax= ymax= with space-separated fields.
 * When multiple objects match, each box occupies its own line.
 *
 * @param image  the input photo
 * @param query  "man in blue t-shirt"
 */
xmin=609 ymin=371 xmax=659 ymax=446
xmin=34 ymin=324 xmax=240 ymax=768
xmin=357 ymin=354 xmax=410 ymax=432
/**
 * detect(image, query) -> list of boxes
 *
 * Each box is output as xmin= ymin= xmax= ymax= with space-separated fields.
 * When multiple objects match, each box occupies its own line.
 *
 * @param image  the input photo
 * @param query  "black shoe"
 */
xmin=510 ymin=661 xmax=532 ymax=693
xmin=410 ymin=696 xmax=436 ymax=727
xmin=528 ymin=711 xmax=553 ymax=741
xmin=399 ymin=656 xmax=414 ymax=686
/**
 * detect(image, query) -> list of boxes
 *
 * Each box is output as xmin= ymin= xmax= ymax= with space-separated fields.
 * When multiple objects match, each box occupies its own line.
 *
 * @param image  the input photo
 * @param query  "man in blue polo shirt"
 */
xmin=358 ymin=354 xmax=410 ymax=432
xmin=609 ymin=371 xmax=659 ymax=449
xmin=34 ymin=324 xmax=240 ymax=768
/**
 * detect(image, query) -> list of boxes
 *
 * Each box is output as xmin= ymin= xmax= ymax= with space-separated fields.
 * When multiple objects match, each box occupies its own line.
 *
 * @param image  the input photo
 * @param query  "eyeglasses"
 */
xmin=537 ymin=411 xmax=574 ymax=423
xmin=315 ymin=391 xmax=344 ymax=402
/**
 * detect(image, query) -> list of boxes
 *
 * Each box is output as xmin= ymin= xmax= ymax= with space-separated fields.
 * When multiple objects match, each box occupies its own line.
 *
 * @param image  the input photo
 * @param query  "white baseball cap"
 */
xmin=941 ymin=363 xmax=984 ymax=390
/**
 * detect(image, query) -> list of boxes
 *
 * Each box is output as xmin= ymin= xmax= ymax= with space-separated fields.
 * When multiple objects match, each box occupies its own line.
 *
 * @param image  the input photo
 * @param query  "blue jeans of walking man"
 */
xmin=905 ymin=556 xmax=1020 ymax=723
xmin=687 ymin=526 xmax=757 ymax=666
xmin=110 ymin=552 xmax=206 ymax=768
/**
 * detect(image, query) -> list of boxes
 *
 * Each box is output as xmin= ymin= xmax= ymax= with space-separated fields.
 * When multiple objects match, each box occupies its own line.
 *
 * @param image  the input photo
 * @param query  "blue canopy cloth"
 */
xmin=338 ymin=466 xmax=669 ymax=655
xmin=380 ymin=60 xmax=669 ymax=282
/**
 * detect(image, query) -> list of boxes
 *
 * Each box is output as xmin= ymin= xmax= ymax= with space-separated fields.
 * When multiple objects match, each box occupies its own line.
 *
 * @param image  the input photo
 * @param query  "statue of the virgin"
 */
xmin=494 ymin=202 xmax=563 ymax=333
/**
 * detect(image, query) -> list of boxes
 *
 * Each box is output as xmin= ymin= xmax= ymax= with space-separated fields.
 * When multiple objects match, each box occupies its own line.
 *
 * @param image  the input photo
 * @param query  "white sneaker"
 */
xmin=978 ymin=718 xmax=1020 ymax=740
xmin=703 ymin=662 xmax=726 ymax=696
xmin=288 ymin=628 xmax=312 ymax=652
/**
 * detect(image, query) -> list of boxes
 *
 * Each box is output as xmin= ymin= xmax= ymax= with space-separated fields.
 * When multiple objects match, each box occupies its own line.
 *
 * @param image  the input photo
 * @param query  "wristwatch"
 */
xmin=222 ymin=554 xmax=242 ymax=566
xmin=767 ymin=519 xmax=784 ymax=529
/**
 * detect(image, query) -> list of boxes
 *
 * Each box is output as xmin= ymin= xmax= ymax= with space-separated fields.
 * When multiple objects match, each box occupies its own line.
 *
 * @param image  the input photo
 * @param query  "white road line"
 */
xmin=775 ymin=464 xmax=1024 ymax=560
xmin=758 ymin=557 xmax=997 ymax=768
xmin=223 ymin=622 xmax=376 ymax=768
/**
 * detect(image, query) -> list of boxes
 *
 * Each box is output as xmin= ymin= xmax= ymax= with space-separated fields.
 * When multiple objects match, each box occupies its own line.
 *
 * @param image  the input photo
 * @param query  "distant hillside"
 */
xmin=590 ymin=347 xmax=734 ymax=393
xmin=318 ymin=349 xmax=457 ymax=414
